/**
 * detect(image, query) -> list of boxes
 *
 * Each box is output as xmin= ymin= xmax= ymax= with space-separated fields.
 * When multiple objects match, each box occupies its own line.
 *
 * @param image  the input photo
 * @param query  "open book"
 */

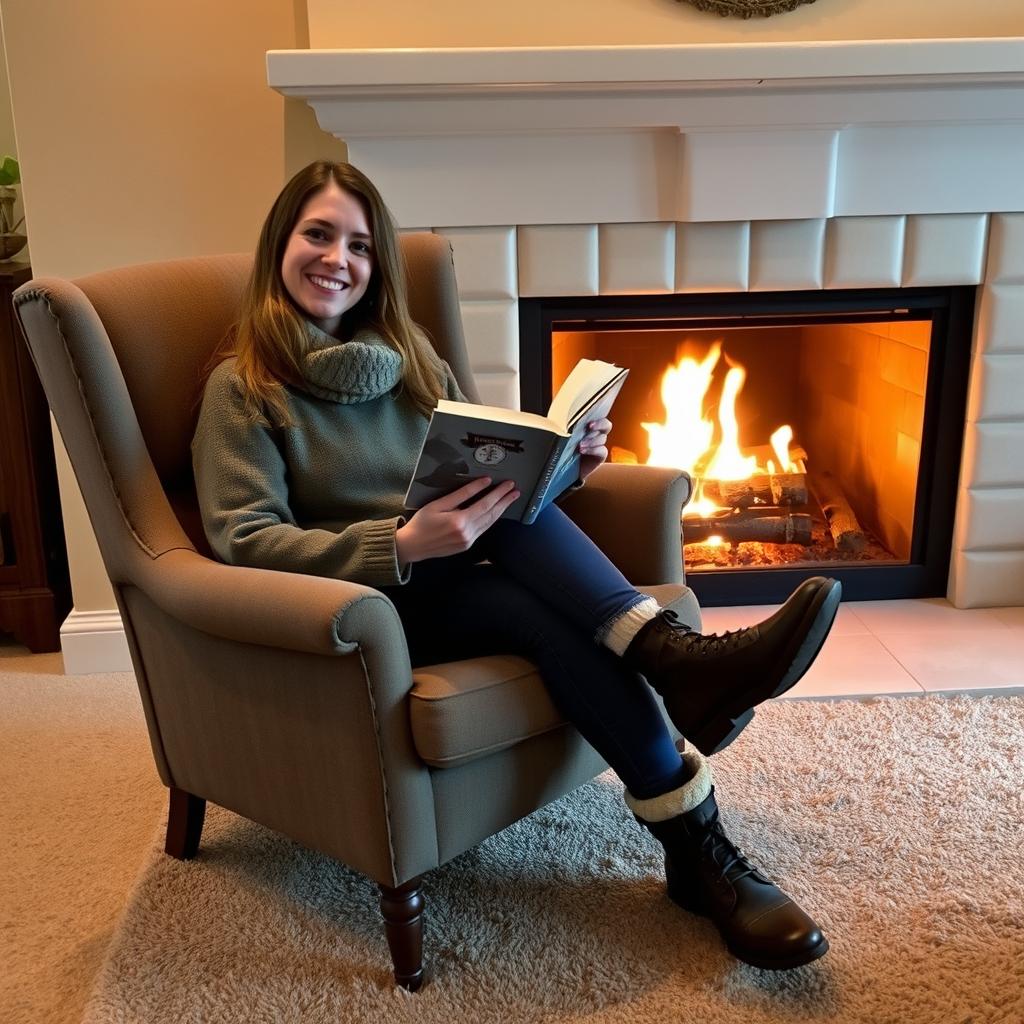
xmin=404 ymin=358 xmax=629 ymax=524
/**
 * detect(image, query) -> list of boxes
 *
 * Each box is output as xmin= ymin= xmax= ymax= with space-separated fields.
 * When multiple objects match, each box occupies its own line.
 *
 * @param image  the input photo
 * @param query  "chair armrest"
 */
xmin=136 ymin=547 xmax=405 ymax=657
xmin=558 ymin=463 xmax=691 ymax=584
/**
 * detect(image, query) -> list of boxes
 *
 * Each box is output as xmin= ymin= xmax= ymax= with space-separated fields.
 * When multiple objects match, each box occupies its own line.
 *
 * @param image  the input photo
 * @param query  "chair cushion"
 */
xmin=410 ymin=655 xmax=561 ymax=769
xmin=409 ymin=585 xmax=701 ymax=769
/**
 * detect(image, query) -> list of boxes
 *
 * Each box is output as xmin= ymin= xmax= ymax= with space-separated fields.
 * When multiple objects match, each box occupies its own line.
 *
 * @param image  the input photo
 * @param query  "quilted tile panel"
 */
xmin=599 ymin=223 xmax=675 ymax=295
xmin=902 ymin=214 xmax=988 ymax=287
xmin=824 ymin=216 xmax=905 ymax=289
xmin=749 ymin=219 xmax=826 ymax=291
xmin=459 ymin=300 xmax=519 ymax=374
xmin=517 ymin=225 xmax=599 ymax=298
xmin=434 ymin=226 xmax=517 ymax=300
xmin=675 ymin=221 xmax=750 ymax=293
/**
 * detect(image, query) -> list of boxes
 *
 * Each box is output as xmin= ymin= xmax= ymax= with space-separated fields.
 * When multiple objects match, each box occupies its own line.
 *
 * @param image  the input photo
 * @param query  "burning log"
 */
xmin=770 ymin=471 xmax=808 ymax=507
xmin=703 ymin=477 xmax=770 ymax=508
xmin=704 ymin=470 xmax=807 ymax=508
xmin=812 ymin=470 xmax=867 ymax=553
xmin=702 ymin=442 xmax=807 ymax=508
xmin=683 ymin=510 xmax=813 ymax=546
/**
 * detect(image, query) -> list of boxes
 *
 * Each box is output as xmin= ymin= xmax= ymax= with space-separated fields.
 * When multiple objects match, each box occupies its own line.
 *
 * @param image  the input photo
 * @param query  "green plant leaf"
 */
xmin=0 ymin=156 xmax=20 ymax=187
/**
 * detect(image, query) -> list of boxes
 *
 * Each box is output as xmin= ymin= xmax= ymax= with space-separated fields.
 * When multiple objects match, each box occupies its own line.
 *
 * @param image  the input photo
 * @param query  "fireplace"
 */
xmin=521 ymin=287 xmax=975 ymax=604
xmin=269 ymin=38 xmax=1024 ymax=608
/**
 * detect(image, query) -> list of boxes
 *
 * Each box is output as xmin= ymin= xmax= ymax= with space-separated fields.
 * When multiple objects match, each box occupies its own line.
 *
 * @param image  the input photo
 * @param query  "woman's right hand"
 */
xmin=395 ymin=477 xmax=520 ymax=566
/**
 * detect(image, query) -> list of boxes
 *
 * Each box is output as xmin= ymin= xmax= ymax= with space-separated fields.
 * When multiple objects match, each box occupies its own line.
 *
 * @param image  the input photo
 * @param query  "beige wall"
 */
xmin=1 ymin=0 xmax=341 ymax=613
xmin=307 ymin=0 xmax=1024 ymax=47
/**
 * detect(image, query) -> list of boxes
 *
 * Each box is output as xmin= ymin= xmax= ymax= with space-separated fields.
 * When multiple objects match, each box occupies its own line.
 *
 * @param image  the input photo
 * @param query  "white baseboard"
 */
xmin=60 ymin=609 xmax=133 ymax=675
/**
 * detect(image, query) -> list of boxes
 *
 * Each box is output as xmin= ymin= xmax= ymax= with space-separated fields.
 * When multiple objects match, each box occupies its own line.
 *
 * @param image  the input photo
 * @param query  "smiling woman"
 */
xmin=189 ymin=159 xmax=844 ymax=983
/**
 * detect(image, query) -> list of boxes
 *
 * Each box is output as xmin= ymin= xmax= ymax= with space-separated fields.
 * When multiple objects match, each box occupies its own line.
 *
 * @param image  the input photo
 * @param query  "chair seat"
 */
xmin=411 ymin=655 xmax=558 ymax=769
xmin=409 ymin=584 xmax=700 ymax=769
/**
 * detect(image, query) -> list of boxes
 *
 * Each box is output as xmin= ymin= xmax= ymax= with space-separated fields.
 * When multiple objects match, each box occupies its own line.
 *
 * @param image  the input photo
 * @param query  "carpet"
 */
xmin=82 ymin=694 xmax=1024 ymax=1024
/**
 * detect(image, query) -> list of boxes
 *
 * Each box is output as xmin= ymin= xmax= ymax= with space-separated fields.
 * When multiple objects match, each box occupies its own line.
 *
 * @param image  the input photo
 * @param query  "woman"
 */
xmin=192 ymin=160 xmax=841 ymax=971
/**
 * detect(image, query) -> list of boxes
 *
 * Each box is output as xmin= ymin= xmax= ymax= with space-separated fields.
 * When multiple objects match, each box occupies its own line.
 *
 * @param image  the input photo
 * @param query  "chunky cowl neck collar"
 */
xmin=297 ymin=323 xmax=403 ymax=404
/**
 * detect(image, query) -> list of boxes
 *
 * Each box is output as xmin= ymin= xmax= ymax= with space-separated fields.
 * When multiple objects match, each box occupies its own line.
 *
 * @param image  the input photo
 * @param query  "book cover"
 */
xmin=404 ymin=359 xmax=628 ymax=524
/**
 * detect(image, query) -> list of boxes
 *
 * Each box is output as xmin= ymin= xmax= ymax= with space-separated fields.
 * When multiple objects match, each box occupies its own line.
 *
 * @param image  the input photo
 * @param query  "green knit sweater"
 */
xmin=191 ymin=324 xmax=465 ymax=587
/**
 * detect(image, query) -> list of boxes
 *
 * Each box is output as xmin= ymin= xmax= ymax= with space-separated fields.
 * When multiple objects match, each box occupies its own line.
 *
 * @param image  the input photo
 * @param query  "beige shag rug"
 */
xmin=83 ymin=695 xmax=1024 ymax=1024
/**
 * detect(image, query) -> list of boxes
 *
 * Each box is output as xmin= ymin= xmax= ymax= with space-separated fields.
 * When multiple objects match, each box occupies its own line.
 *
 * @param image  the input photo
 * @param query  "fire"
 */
xmin=635 ymin=341 xmax=800 ymax=517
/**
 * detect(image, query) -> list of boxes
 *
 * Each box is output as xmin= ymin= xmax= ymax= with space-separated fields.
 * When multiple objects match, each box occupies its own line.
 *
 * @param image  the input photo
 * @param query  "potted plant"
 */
xmin=0 ymin=156 xmax=27 ymax=260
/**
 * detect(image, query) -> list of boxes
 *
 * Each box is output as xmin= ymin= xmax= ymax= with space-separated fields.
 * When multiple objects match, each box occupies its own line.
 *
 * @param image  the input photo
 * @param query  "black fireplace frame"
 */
xmin=518 ymin=286 xmax=976 ymax=605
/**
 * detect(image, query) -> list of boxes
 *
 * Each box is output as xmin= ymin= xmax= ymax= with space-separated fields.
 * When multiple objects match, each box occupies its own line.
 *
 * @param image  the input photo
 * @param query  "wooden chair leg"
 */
xmin=164 ymin=787 xmax=206 ymax=860
xmin=379 ymin=878 xmax=425 ymax=991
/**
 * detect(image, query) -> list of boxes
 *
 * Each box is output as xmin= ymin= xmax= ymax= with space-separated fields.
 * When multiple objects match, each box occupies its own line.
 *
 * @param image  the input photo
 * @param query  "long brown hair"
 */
xmin=214 ymin=161 xmax=447 ymax=426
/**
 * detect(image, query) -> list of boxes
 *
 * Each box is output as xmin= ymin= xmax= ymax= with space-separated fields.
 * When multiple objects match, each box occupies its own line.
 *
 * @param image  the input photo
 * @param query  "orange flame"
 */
xmin=639 ymin=341 xmax=799 ymax=519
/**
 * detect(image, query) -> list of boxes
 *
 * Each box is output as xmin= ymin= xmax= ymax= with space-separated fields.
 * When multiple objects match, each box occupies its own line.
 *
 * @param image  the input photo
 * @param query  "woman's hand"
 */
xmin=578 ymin=417 xmax=612 ymax=482
xmin=395 ymin=476 xmax=520 ymax=566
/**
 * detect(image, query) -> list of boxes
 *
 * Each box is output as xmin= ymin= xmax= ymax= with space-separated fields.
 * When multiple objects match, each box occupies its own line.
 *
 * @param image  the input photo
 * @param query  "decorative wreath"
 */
xmin=679 ymin=0 xmax=818 ymax=18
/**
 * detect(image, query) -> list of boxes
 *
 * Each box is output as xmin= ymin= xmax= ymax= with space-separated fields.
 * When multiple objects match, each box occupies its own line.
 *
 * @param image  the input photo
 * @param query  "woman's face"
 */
xmin=280 ymin=182 xmax=374 ymax=336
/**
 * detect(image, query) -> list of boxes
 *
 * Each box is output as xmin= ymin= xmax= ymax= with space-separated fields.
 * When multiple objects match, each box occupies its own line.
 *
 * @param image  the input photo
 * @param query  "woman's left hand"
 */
xmin=578 ymin=417 xmax=612 ymax=482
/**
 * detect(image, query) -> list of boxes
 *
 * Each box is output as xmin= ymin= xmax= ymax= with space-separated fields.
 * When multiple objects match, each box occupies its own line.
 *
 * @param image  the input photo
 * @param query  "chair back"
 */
xmin=14 ymin=234 xmax=476 ymax=580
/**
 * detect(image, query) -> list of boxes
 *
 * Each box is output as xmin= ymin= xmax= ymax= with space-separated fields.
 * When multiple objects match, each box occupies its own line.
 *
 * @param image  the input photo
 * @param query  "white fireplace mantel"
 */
xmin=266 ymin=40 xmax=1024 ymax=608
xmin=268 ymin=39 xmax=1024 ymax=227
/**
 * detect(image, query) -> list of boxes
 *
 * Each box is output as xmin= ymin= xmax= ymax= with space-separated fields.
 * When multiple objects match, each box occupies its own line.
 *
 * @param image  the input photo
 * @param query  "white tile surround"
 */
xmin=268 ymin=40 xmax=1024 ymax=608
xmin=432 ymin=211 xmax=1024 ymax=609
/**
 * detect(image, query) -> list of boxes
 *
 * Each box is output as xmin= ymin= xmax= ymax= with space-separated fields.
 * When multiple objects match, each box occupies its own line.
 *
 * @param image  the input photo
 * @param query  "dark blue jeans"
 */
xmin=381 ymin=504 xmax=686 ymax=799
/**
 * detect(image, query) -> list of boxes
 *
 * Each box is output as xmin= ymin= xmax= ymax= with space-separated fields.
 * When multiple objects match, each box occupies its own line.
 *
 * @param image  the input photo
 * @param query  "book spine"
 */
xmin=522 ymin=436 xmax=570 ymax=524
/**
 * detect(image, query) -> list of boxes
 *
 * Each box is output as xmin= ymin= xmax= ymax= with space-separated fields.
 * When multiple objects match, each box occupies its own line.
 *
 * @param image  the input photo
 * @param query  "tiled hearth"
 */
xmin=702 ymin=599 xmax=1024 ymax=699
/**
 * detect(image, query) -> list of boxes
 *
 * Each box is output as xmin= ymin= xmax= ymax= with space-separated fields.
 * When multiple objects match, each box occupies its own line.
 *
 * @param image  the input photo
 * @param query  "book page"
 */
xmin=435 ymin=399 xmax=558 ymax=433
xmin=546 ymin=358 xmax=626 ymax=431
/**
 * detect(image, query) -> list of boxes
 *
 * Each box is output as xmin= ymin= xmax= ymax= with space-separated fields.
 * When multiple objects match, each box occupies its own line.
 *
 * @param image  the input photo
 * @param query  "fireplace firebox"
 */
xmin=520 ymin=287 xmax=975 ymax=605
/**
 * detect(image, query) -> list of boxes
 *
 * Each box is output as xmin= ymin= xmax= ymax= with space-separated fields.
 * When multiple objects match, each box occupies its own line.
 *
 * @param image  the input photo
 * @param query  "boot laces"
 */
xmin=699 ymin=808 xmax=760 ymax=885
xmin=660 ymin=611 xmax=753 ymax=656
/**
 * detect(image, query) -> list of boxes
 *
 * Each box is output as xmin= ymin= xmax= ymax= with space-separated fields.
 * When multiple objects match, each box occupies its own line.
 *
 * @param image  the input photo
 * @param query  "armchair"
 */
xmin=13 ymin=234 xmax=697 ymax=990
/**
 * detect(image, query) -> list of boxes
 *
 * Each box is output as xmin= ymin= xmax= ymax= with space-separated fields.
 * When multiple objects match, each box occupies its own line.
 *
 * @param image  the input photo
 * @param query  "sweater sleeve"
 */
xmin=191 ymin=364 xmax=410 ymax=587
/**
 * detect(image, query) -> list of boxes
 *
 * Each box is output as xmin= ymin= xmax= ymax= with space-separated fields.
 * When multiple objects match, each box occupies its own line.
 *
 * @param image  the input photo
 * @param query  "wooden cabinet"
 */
xmin=0 ymin=262 xmax=71 ymax=651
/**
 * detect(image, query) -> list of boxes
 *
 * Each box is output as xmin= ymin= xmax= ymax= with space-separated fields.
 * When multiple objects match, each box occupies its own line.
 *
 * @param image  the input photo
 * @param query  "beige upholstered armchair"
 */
xmin=14 ymin=235 xmax=698 ymax=990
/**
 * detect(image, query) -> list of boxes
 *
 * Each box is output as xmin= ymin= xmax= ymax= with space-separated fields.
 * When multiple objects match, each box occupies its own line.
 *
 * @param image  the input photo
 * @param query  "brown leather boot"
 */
xmin=627 ymin=751 xmax=829 ymax=971
xmin=623 ymin=577 xmax=841 ymax=756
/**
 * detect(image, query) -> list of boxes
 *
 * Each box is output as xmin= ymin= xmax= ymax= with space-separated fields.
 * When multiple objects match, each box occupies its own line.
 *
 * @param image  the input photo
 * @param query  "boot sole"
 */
xmin=689 ymin=579 xmax=843 ymax=756
xmin=725 ymin=933 xmax=830 ymax=971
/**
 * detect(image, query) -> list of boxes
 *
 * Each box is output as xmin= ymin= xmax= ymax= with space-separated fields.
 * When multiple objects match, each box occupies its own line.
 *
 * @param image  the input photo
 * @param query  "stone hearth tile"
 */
xmin=698 ymin=602 xmax=869 ymax=638
xmin=845 ymin=597 xmax=1008 ymax=634
xmin=598 ymin=223 xmax=675 ymax=294
xmin=434 ymin=226 xmax=517 ymax=300
xmin=782 ymin=634 xmax=923 ymax=700
xmin=902 ymin=214 xmax=989 ymax=286
xmin=974 ymin=283 xmax=1024 ymax=354
xmin=459 ymin=300 xmax=518 ymax=373
xmin=957 ymin=488 xmax=1024 ymax=550
xmin=951 ymin=550 xmax=1024 ymax=608
xmin=966 ymin=354 xmax=1024 ymax=423
xmin=878 ymin=629 xmax=1024 ymax=693
xmin=824 ymin=216 xmax=905 ymax=288
xmin=674 ymin=222 xmax=749 ymax=292
xmin=989 ymin=606 xmax=1024 ymax=630
xmin=960 ymin=422 xmax=1024 ymax=489
xmin=748 ymin=220 xmax=826 ymax=291
xmin=985 ymin=213 xmax=1024 ymax=283
xmin=473 ymin=371 xmax=520 ymax=410
xmin=517 ymin=225 xmax=598 ymax=297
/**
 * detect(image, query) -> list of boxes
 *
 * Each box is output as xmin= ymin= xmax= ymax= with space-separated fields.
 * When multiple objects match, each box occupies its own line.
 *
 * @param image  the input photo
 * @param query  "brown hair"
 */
xmin=212 ymin=161 xmax=447 ymax=426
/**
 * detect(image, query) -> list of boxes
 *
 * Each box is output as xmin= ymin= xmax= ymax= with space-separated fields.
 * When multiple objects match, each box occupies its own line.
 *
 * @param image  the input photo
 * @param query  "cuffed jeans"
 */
xmin=380 ymin=504 xmax=686 ymax=799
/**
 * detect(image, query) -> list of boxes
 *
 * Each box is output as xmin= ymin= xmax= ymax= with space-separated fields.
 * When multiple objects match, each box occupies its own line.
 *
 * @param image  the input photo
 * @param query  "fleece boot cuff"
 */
xmin=623 ymin=749 xmax=713 ymax=824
